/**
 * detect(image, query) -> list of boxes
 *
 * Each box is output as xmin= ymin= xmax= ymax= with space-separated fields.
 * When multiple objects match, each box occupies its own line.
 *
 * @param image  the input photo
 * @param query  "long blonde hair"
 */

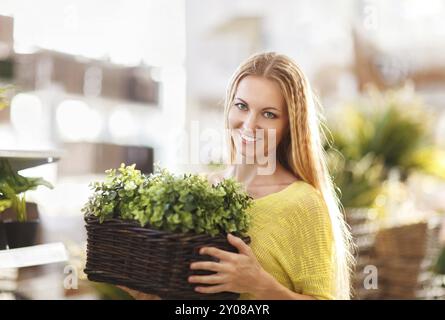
xmin=223 ymin=52 xmax=355 ymax=299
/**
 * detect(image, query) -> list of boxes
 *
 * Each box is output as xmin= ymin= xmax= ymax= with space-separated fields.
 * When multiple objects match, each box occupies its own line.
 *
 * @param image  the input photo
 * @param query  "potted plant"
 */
xmin=326 ymin=85 xmax=445 ymax=298
xmin=83 ymin=164 xmax=252 ymax=300
xmin=0 ymin=159 xmax=53 ymax=249
xmin=434 ymin=246 xmax=445 ymax=275
xmin=326 ymin=85 xmax=445 ymax=223
xmin=0 ymin=86 xmax=9 ymax=110
xmin=328 ymin=86 xmax=444 ymax=181
xmin=0 ymin=86 xmax=54 ymax=249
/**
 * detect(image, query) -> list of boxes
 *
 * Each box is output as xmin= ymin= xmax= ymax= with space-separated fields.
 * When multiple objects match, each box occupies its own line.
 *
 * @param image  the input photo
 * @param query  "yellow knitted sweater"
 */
xmin=239 ymin=181 xmax=335 ymax=300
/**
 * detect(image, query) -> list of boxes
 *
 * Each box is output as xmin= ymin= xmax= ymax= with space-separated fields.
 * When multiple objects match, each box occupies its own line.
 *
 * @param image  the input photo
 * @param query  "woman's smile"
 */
xmin=239 ymin=131 xmax=262 ymax=144
xmin=228 ymin=75 xmax=288 ymax=161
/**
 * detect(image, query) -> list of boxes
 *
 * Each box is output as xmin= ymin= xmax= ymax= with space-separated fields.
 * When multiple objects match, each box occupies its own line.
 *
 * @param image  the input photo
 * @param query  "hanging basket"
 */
xmin=84 ymin=213 xmax=250 ymax=300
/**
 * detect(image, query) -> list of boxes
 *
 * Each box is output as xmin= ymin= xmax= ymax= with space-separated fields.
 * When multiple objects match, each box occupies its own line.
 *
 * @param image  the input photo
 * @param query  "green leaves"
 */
xmin=326 ymin=86 xmax=443 ymax=208
xmin=0 ymin=159 xmax=54 ymax=221
xmin=328 ymin=152 xmax=385 ymax=208
xmin=433 ymin=247 xmax=445 ymax=275
xmin=329 ymin=88 xmax=435 ymax=180
xmin=82 ymin=164 xmax=252 ymax=236
xmin=0 ymin=86 xmax=10 ymax=110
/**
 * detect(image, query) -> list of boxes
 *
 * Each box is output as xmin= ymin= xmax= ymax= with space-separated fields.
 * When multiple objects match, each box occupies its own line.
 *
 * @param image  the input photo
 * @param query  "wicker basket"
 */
xmin=84 ymin=214 xmax=250 ymax=300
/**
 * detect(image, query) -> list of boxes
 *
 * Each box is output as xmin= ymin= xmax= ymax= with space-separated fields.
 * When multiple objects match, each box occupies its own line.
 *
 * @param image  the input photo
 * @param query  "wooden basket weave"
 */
xmin=84 ymin=214 xmax=250 ymax=300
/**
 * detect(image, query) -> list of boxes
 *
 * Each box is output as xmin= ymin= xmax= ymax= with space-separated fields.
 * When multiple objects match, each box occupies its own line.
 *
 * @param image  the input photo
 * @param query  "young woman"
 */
xmin=188 ymin=52 xmax=354 ymax=300
xmin=123 ymin=52 xmax=355 ymax=300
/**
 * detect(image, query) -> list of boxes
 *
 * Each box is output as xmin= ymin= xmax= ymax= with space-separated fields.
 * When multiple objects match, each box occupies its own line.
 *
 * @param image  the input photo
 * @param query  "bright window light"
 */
xmin=10 ymin=93 xmax=44 ymax=135
xmin=0 ymin=0 xmax=186 ymax=67
xmin=108 ymin=107 xmax=138 ymax=140
xmin=56 ymin=99 xmax=102 ymax=141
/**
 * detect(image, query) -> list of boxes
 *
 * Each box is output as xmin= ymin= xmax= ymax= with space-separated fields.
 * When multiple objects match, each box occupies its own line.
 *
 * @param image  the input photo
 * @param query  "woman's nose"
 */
xmin=242 ymin=113 xmax=260 ymax=131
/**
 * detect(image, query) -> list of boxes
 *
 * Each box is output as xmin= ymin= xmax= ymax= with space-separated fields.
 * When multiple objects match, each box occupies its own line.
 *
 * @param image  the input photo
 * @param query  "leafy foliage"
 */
xmin=329 ymin=87 xmax=437 ymax=179
xmin=0 ymin=86 xmax=11 ymax=110
xmin=433 ymin=247 xmax=445 ymax=275
xmin=0 ymin=159 xmax=53 ymax=221
xmin=82 ymin=164 xmax=252 ymax=237
xmin=328 ymin=152 xmax=385 ymax=208
xmin=326 ymin=86 xmax=444 ymax=208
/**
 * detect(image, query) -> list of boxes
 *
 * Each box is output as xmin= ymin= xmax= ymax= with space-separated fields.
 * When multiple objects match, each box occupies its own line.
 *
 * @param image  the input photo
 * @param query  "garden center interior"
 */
xmin=1 ymin=0 xmax=445 ymax=300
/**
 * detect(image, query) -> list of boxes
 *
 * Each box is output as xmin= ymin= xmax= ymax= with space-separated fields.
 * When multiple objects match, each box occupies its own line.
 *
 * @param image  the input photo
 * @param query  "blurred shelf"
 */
xmin=0 ymin=243 xmax=68 ymax=269
xmin=0 ymin=149 xmax=63 ymax=171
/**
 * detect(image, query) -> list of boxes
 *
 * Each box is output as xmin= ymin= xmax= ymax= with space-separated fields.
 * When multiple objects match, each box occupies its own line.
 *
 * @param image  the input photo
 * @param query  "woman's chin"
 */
xmin=233 ymin=150 xmax=257 ymax=164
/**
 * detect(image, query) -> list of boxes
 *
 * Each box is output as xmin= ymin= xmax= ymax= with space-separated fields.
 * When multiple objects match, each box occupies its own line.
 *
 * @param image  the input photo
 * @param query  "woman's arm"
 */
xmin=118 ymin=234 xmax=317 ymax=300
xmin=188 ymin=234 xmax=318 ymax=300
xmin=117 ymin=286 xmax=161 ymax=300
xmin=251 ymin=269 xmax=316 ymax=300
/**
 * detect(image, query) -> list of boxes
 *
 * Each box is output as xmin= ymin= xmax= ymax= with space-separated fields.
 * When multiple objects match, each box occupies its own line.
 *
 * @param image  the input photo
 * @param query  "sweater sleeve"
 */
xmin=271 ymin=189 xmax=336 ymax=300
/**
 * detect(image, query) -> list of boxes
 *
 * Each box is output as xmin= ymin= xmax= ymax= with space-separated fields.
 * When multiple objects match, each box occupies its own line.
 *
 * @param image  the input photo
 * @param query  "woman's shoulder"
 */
xmin=275 ymin=181 xmax=330 ymax=223
xmin=280 ymin=180 xmax=325 ymax=207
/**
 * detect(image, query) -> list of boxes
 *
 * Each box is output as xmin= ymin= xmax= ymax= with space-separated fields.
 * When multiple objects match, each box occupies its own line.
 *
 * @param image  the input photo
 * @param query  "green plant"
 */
xmin=82 ymin=164 xmax=252 ymax=237
xmin=330 ymin=86 xmax=440 ymax=179
xmin=328 ymin=151 xmax=385 ymax=208
xmin=326 ymin=86 xmax=444 ymax=208
xmin=0 ymin=85 xmax=11 ymax=110
xmin=0 ymin=159 xmax=53 ymax=222
xmin=92 ymin=283 xmax=134 ymax=300
xmin=433 ymin=246 xmax=445 ymax=275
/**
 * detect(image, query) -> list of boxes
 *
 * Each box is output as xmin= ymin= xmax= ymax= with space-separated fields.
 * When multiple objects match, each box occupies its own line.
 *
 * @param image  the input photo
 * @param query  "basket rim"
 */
xmin=84 ymin=212 xmax=250 ymax=241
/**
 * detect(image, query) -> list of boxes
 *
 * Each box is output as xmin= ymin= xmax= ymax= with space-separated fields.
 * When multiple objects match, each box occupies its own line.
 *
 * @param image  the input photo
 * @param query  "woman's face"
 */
xmin=228 ymin=75 xmax=289 ymax=163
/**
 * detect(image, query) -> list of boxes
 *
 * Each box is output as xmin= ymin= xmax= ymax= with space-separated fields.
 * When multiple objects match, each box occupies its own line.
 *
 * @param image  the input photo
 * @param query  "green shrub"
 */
xmin=0 ymin=86 xmax=9 ymax=110
xmin=0 ymin=159 xmax=53 ymax=222
xmin=82 ymin=164 xmax=252 ymax=237
xmin=326 ymin=86 xmax=444 ymax=208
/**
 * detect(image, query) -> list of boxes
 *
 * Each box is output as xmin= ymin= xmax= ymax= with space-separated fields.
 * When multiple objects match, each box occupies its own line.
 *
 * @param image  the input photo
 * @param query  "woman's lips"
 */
xmin=239 ymin=132 xmax=261 ymax=144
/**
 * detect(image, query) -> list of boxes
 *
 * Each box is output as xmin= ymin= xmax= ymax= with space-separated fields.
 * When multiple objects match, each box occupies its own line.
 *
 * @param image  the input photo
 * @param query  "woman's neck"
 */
xmin=225 ymin=162 xmax=297 ymax=188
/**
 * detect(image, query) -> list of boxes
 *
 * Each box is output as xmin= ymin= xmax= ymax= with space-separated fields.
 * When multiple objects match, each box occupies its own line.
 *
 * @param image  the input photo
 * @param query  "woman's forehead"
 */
xmin=235 ymin=76 xmax=285 ymax=109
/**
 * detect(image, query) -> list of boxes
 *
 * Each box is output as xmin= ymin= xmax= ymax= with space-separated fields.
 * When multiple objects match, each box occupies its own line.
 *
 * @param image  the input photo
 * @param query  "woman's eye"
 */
xmin=235 ymin=103 xmax=248 ymax=111
xmin=263 ymin=111 xmax=276 ymax=119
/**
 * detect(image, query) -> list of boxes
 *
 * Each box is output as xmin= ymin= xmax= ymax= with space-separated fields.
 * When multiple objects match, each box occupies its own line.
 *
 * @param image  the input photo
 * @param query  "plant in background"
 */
xmin=92 ymin=283 xmax=134 ymax=300
xmin=0 ymin=85 xmax=13 ymax=110
xmin=326 ymin=85 xmax=445 ymax=208
xmin=82 ymin=164 xmax=252 ymax=237
xmin=0 ymin=87 xmax=54 ymax=221
xmin=328 ymin=151 xmax=385 ymax=208
xmin=330 ymin=85 xmax=442 ymax=180
xmin=433 ymin=246 xmax=445 ymax=275
xmin=0 ymin=87 xmax=7 ymax=110
xmin=0 ymin=160 xmax=53 ymax=222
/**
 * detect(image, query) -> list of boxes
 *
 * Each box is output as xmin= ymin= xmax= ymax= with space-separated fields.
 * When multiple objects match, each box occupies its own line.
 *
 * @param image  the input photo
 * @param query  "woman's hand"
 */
xmin=188 ymin=233 xmax=269 ymax=296
xmin=117 ymin=286 xmax=161 ymax=300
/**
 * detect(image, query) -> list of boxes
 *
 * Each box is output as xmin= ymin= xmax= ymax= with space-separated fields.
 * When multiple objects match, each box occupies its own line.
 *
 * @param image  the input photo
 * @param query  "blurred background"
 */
xmin=1 ymin=0 xmax=445 ymax=299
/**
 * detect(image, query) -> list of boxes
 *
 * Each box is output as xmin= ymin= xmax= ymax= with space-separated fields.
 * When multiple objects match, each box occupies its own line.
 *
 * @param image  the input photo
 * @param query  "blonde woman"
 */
xmin=187 ymin=52 xmax=354 ymax=300
xmin=124 ymin=52 xmax=354 ymax=300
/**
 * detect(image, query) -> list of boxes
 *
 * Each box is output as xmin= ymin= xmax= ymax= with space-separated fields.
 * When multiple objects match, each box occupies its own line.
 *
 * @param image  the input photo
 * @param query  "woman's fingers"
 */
xmin=195 ymin=284 xmax=228 ymax=294
xmin=188 ymin=273 xmax=226 ymax=284
xmin=190 ymin=261 xmax=227 ymax=272
xmin=200 ymin=246 xmax=236 ymax=261
xmin=227 ymin=233 xmax=252 ymax=256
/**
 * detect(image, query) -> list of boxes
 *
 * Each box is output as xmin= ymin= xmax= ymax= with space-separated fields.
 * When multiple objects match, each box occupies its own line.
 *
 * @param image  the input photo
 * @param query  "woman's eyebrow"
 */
xmin=235 ymin=97 xmax=248 ymax=105
xmin=263 ymin=106 xmax=280 ymax=111
xmin=235 ymin=97 xmax=280 ymax=112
